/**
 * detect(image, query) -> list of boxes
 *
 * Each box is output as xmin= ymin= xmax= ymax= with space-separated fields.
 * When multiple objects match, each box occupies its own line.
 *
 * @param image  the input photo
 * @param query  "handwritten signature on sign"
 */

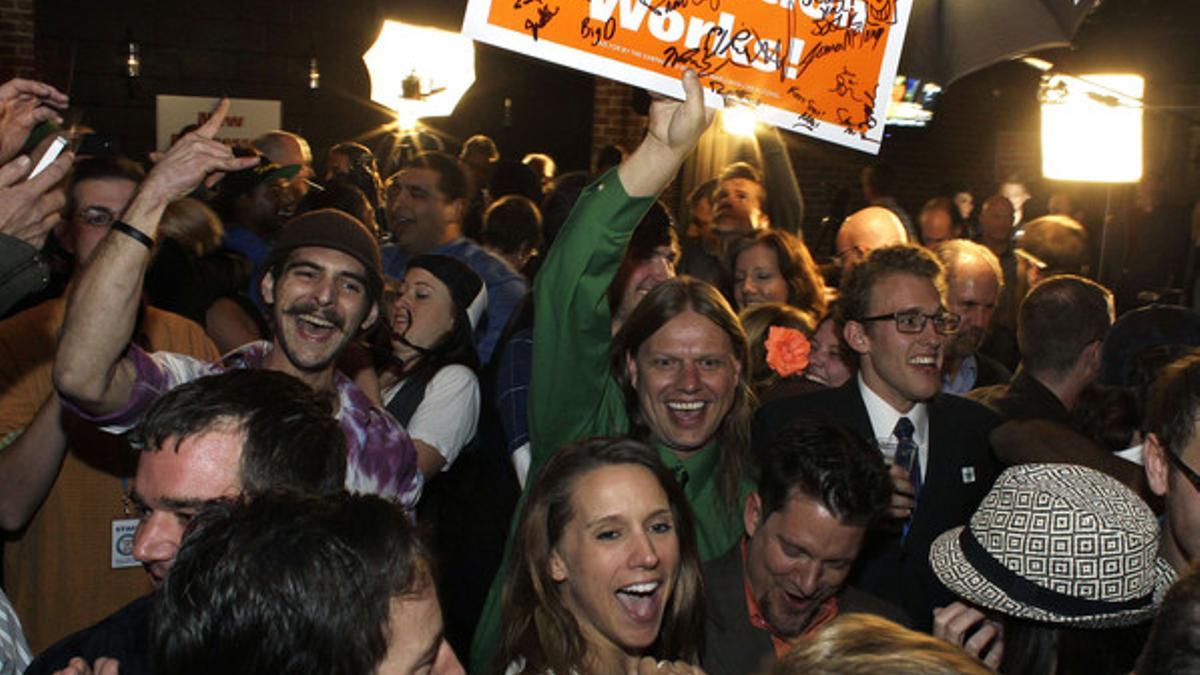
xmin=515 ymin=0 xmax=561 ymax=41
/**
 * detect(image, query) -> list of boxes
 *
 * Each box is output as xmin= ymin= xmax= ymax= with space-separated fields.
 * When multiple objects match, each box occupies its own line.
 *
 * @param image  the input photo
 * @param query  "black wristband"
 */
xmin=111 ymin=220 xmax=154 ymax=250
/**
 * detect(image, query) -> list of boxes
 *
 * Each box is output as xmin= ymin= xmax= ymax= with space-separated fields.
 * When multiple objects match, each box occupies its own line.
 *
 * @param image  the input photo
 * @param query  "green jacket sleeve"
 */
xmin=528 ymin=169 xmax=658 ymax=475
xmin=471 ymin=169 xmax=657 ymax=673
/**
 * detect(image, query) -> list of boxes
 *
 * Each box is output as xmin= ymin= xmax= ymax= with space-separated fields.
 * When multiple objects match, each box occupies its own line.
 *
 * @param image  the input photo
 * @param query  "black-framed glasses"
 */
xmin=1164 ymin=448 xmax=1200 ymax=492
xmin=857 ymin=308 xmax=961 ymax=335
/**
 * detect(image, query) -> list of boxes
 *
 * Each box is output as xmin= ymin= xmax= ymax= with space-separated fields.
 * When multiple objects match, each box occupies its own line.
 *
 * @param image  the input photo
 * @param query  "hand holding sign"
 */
xmin=463 ymin=0 xmax=913 ymax=154
xmin=620 ymin=69 xmax=713 ymax=198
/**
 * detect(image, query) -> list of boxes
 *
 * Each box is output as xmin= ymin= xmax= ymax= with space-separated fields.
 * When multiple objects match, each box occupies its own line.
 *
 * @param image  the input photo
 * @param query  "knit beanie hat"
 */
xmin=266 ymin=209 xmax=383 ymax=300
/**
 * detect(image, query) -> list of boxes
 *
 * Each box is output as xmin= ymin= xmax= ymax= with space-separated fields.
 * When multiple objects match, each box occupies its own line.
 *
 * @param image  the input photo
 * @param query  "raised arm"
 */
xmin=53 ymin=100 xmax=258 ymax=413
xmin=756 ymin=124 xmax=805 ymax=236
xmin=529 ymin=71 xmax=713 ymax=468
xmin=617 ymin=70 xmax=714 ymax=197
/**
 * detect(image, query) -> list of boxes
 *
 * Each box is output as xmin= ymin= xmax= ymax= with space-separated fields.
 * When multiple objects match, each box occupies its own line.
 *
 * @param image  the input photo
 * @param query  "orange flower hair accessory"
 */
xmin=765 ymin=326 xmax=811 ymax=378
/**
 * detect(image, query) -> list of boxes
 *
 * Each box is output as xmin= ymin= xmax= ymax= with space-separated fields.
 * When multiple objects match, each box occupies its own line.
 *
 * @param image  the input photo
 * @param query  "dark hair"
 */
xmin=489 ymin=159 xmax=542 ymax=203
xmin=756 ymin=421 xmax=891 ymax=526
xmin=727 ymin=229 xmax=827 ymax=316
xmin=919 ymin=196 xmax=962 ymax=242
xmin=299 ymin=177 xmax=376 ymax=230
xmin=65 ymin=156 xmax=146 ymax=214
xmin=689 ymin=178 xmax=718 ymax=209
xmin=461 ymin=134 xmax=499 ymax=162
xmin=1018 ymin=215 xmax=1088 ymax=276
xmin=152 ymin=492 xmax=430 ymax=675
xmin=500 ymin=437 xmax=704 ymax=674
xmin=611 ymin=277 xmax=754 ymax=508
xmin=1071 ymin=384 xmax=1140 ymax=453
xmin=1018 ymin=275 xmax=1113 ymax=376
xmin=837 ymin=244 xmax=945 ymax=324
xmin=327 ymin=142 xmax=383 ymax=213
xmin=483 ymin=194 xmax=543 ymax=257
xmin=608 ymin=201 xmax=679 ymax=312
xmin=135 ymin=370 xmax=346 ymax=496
xmin=718 ymin=161 xmax=763 ymax=186
xmin=329 ymin=142 xmax=379 ymax=174
xmin=1002 ymin=618 xmax=1151 ymax=675
xmin=1143 ymin=352 xmax=1200 ymax=459
xmin=717 ymin=161 xmax=768 ymax=212
xmin=395 ymin=151 xmax=468 ymax=202
xmin=1137 ymin=561 xmax=1200 ymax=675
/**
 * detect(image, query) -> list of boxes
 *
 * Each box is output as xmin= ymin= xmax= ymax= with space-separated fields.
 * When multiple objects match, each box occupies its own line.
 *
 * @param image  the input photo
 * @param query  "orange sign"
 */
xmin=462 ymin=0 xmax=913 ymax=153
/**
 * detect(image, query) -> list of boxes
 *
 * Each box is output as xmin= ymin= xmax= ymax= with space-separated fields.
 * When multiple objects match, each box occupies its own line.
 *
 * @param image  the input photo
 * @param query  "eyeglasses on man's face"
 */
xmin=856 ymin=308 xmax=962 ymax=335
xmin=74 ymin=206 xmax=121 ymax=228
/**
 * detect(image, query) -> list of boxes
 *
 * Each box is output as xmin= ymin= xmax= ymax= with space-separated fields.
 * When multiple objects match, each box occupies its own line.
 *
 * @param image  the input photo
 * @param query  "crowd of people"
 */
xmin=1 ymin=65 xmax=1200 ymax=675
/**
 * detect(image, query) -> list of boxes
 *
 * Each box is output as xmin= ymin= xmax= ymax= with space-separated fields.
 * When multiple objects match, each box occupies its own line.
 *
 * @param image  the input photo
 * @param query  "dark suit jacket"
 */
xmin=701 ymin=543 xmax=910 ymax=675
xmin=972 ymin=352 xmax=1013 ymax=390
xmin=753 ymin=382 xmax=1002 ymax=632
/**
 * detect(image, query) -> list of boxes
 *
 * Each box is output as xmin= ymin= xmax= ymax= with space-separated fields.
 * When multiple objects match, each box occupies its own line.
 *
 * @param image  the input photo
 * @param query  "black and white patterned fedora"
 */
xmin=930 ymin=463 xmax=1176 ymax=628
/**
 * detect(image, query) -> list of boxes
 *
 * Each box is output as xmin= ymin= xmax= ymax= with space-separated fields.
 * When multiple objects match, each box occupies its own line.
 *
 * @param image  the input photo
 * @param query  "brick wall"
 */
xmin=0 ymin=0 xmax=35 ymax=81
xmin=591 ymin=79 xmax=644 ymax=164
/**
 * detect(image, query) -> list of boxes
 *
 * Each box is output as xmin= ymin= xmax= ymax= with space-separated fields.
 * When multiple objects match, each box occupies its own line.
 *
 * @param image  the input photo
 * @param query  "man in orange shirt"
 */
xmin=701 ymin=421 xmax=904 ymax=675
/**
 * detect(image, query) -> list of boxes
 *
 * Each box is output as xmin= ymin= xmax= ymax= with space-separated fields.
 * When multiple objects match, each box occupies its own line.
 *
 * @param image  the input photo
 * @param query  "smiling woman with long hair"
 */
xmin=500 ymin=437 xmax=705 ymax=675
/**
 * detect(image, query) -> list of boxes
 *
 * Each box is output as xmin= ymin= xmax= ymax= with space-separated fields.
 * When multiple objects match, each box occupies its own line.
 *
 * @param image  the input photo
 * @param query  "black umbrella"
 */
xmin=899 ymin=0 xmax=1103 ymax=86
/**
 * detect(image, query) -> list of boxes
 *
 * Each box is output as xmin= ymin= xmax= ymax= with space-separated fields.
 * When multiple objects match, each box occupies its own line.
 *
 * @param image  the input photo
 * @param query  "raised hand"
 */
xmin=644 ymin=69 xmax=715 ymax=157
xmin=0 ymin=77 xmax=68 ymax=165
xmin=138 ymin=98 xmax=259 ymax=207
xmin=618 ymin=70 xmax=715 ymax=198
xmin=933 ymin=601 xmax=1004 ymax=671
xmin=0 ymin=148 xmax=72 ymax=247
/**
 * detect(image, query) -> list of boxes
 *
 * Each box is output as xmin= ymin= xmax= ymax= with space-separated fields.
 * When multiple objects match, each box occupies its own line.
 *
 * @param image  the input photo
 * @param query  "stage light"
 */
xmin=363 ymin=20 xmax=476 ymax=125
xmin=1040 ymin=73 xmax=1143 ymax=183
xmin=721 ymin=101 xmax=757 ymax=137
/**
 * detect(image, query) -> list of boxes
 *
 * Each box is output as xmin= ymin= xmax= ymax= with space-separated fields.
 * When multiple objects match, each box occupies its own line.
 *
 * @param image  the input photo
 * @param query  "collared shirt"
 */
xmin=942 ymin=354 xmax=978 ymax=395
xmin=740 ymin=540 xmax=838 ymax=657
xmin=65 ymin=341 xmax=423 ymax=511
xmin=654 ymin=440 xmax=750 ymax=561
xmin=858 ymin=373 xmax=929 ymax=481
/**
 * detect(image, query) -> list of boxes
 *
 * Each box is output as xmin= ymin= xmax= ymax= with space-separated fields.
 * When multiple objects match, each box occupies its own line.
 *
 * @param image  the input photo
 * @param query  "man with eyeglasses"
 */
xmin=0 ymin=155 xmax=221 ymax=652
xmin=1145 ymin=352 xmax=1200 ymax=576
xmin=755 ymin=244 xmax=1001 ymax=631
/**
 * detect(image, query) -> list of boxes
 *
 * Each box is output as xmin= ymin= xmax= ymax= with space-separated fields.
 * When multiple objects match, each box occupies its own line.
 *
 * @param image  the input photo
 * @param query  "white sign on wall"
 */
xmin=155 ymin=95 xmax=282 ymax=151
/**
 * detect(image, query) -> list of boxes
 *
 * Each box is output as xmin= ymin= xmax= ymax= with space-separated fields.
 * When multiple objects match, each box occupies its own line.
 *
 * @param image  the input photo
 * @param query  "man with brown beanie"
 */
xmin=53 ymin=100 xmax=422 ymax=511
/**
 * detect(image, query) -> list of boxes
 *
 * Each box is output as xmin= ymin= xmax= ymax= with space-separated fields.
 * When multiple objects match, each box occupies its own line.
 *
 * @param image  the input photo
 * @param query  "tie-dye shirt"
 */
xmin=72 ymin=340 xmax=423 ymax=510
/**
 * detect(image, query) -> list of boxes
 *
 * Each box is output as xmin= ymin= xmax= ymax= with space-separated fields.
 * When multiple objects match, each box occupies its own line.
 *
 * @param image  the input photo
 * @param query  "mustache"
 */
xmin=284 ymin=302 xmax=345 ymax=330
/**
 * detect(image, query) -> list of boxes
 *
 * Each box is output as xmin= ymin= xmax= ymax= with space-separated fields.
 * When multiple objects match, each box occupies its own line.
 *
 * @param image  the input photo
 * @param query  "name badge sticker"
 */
xmin=961 ymin=467 xmax=977 ymax=484
xmin=111 ymin=518 xmax=140 ymax=569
